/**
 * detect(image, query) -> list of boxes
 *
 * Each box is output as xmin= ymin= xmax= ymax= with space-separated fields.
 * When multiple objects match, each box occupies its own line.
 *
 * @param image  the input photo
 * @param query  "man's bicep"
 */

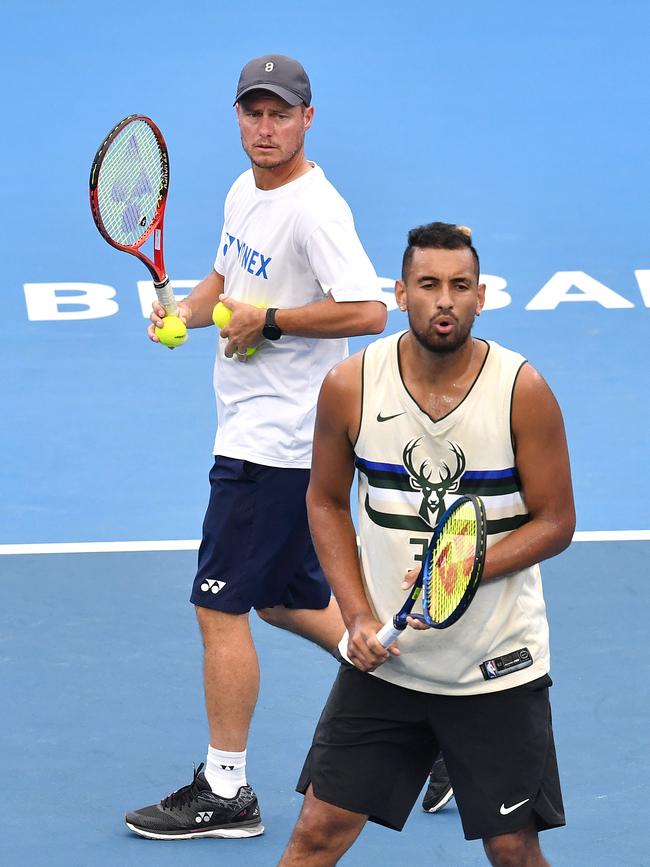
xmin=305 ymin=222 xmax=382 ymax=303
xmin=309 ymin=366 xmax=360 ymax=507
xmin=513 ymin=366 xmax=575 ymax=528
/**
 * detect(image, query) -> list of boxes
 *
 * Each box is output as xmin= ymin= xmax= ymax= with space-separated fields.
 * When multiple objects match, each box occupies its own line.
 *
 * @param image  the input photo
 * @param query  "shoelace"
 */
xmin=161 ymin=763 xmax=205 ymax=810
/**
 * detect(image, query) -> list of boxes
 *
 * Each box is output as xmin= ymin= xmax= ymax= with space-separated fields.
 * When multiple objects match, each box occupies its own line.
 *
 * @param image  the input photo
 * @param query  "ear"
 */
xmin=476 ymin=282 xmax=486 ymax=316
xmin=395 ymin=279 xmax=407 ymax=311
xmin=303 ymin=105 xmax=314 ymax=131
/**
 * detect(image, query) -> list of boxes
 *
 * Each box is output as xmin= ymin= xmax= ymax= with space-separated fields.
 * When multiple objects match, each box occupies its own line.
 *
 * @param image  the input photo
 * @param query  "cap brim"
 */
xmin=234 ymin=84 xmax=305 ymax=106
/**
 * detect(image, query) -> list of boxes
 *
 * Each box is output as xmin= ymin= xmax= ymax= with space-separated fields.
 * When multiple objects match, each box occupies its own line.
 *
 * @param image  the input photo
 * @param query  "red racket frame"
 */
xmin=89 ymin=114 xmax=170 ymax=285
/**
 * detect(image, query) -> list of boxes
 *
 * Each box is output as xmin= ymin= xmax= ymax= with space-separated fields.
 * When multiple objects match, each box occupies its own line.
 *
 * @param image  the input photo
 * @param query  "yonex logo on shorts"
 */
xmin=201 ymin=579 xmax=226 ymax=594
xmin=195 ymin=811 xmax=213 ymax=823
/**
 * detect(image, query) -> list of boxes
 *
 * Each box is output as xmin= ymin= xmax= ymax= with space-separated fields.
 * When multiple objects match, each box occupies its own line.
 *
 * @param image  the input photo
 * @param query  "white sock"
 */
xmin=204 ymin=745 xmax=247 ymax=798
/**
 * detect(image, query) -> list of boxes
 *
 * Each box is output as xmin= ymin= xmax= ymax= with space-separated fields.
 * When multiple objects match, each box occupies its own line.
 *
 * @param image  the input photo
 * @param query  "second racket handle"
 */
xmin=376 ymin=622 xmax=404 ymax=648
xmin=154 ymin=277 xmax=178 ymax=316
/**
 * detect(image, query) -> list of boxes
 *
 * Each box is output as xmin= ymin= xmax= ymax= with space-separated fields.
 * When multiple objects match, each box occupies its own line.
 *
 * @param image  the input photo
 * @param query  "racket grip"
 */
xmin=376 ymin=622 xmax=404 ymax=648
xmin=154 ymin=277 xmax=178 ymax=316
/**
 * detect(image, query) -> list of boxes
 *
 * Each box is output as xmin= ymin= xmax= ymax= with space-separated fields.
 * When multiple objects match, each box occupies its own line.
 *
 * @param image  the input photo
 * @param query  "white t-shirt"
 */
xmin=212 ymin=163 xmax=383 ymax=468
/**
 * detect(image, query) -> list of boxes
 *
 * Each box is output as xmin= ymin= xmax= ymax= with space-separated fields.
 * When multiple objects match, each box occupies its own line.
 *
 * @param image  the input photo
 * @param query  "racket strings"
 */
xmin=96 ymin=120 xmax=164 ymax=246
xmin=424 ymin=504 xmax=479 ymax=623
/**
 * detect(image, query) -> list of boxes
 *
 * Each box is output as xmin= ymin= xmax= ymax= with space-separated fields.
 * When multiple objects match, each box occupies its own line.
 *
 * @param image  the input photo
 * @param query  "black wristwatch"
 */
xmin=262 ymin=307 xmax=282 ymax=341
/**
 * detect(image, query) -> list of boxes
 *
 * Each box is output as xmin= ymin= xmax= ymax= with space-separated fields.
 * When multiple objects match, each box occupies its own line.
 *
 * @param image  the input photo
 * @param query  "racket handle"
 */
xmin=154 ymin=277 xmax=178 ymax=316
xmin=376 ymin=621 xmax=405 ymax=648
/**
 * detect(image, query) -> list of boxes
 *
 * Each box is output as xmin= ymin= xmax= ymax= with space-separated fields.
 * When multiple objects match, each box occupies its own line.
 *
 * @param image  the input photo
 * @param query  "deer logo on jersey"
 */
xmin=403 ymin=438 xmax=466 ymax=527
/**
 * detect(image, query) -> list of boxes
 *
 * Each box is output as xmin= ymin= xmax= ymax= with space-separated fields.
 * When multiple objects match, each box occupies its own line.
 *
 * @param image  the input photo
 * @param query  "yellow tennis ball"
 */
xmin=212 ymin=302 xmax=232 ymax=330
xmin=155 ymin=315 xmax=187 ymax=348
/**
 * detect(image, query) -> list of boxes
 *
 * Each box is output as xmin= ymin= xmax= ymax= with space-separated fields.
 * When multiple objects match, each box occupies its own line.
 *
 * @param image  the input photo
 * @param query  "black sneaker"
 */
xmin=422 ymin=754 xmax=454 ymax=813
xmin=125 ymin=763 xmax=264 ymax=840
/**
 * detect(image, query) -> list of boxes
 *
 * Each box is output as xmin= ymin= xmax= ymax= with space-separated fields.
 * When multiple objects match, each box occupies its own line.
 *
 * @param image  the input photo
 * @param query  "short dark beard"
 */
xmin=408 ymin=312 xmax=474 ymax=355
xmin=242 ymin=137 xmax=304 ymax=171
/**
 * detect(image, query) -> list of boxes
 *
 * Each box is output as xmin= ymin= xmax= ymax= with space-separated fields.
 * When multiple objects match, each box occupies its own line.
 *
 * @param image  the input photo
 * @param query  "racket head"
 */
xmin=89 ymin=115 xmax=169 ymax=282
xmin=422 ymin=494 xmax=487 ymax=629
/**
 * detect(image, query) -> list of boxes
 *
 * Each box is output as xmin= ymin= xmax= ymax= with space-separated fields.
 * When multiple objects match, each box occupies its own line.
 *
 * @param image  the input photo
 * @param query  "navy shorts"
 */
xmin=297 ymin=664 xmax=565 ymax=840
xmin=190 ymin=456 xmax=331 ymax=613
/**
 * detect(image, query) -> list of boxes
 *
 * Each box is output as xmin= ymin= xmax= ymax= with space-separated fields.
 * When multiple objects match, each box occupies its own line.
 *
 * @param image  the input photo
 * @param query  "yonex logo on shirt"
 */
xmin=222 ymin=234 xmax=272 ymax=279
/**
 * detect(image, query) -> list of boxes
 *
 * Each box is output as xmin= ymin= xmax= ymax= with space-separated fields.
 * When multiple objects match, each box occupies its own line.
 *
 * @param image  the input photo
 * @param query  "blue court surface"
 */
xmin=2 ymin=1 xmax=649 ymax=865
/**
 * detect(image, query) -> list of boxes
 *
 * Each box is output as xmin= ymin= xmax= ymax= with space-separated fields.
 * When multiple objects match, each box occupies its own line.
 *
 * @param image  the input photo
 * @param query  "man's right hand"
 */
xmin=148 ymin=299 xmax=191 ymax=343
xmin=346 ymin=613 xmax=400 ymax=673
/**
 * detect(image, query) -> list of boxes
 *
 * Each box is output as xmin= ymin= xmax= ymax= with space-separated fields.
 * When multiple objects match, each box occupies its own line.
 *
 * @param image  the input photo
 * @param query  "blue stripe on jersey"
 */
xmin=356 ymin=458 xmax=517 ymax=481
xmin=355 ymin=457 xmax=408 ymax=475
xmin=462 ymin=468 xmax=517 ymax=480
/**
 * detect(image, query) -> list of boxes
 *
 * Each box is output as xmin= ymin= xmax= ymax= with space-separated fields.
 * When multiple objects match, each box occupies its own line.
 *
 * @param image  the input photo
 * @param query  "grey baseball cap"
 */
xmin=234 ymin=54 xmax=312 ymax=106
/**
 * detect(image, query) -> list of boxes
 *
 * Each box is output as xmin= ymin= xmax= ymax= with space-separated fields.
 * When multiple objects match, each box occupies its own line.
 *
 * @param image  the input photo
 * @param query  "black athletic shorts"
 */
xmin=190 ymin=456 xmax=331 ymax=614
xmin=297 ymin=662 xmax=565 ymax=840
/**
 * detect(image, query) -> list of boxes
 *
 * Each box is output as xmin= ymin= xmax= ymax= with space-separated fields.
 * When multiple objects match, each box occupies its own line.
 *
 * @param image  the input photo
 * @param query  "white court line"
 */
xmin=573 ymin=531 xmax=650 ymax=542
xmin=0 ymin=530 xmax=649 ymax=556
xmin=0 ymin=540 xmax=201 ymax=555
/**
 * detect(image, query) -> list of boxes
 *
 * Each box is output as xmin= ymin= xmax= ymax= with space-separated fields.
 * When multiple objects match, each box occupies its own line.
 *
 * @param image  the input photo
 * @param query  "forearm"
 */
xmin=181 ymin=270 xmax=224 ymax=328
xmin=307 ymin=497 xmax=374 ymax=628
xmin=482 ymin=514 xmax=575 ymax=583
xmin=274 ymin=298 xmax=386 ymax=339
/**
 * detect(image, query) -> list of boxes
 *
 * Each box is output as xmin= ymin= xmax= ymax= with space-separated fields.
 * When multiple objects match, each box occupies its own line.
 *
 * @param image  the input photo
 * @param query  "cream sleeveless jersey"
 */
xmin=339 ymin=332 xmax=551 ymax=695
xmin=212 ymin=164 xmax=383 ymax=468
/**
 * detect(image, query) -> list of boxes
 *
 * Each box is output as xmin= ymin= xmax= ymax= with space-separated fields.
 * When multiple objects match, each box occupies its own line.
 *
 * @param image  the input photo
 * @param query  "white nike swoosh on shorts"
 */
xmin=499 ymin=798 xmax=530 ymax=815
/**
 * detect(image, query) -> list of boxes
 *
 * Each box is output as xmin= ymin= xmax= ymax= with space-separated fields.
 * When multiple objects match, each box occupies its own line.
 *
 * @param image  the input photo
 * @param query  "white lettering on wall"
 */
xmin=526 ymin=271 xmax=634 ymax=310
xmin=634 ymin=270 xmax=650 ymax=308
xmin=23 ymin=283 xmax=119 ymax=320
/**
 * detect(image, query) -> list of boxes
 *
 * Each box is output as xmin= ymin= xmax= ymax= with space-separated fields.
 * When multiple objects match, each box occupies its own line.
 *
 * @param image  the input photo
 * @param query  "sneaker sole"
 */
xmin=423 ymin=787 xmax=454 ymax=813
xmin=125 ymin=821 xmax=265 ymax=840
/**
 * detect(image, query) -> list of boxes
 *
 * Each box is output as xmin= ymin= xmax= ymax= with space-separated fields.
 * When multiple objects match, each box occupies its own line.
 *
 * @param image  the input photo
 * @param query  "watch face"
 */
xmin=263 ymin=324 xmax=282 ymax=340
xmin=263 ymin=309 xmax=282 ymax=340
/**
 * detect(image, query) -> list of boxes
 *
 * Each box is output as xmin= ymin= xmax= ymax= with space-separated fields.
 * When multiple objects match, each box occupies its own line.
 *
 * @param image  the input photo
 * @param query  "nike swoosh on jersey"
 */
xmin=499 ymin=798 xmax=530 ymax=815
xmin=376 ymin=411 xmax=406 ymax=422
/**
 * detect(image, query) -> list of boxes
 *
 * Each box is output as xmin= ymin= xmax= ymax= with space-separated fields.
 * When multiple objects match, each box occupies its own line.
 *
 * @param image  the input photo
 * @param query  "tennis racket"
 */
xmin=376 ymin=495 xmax=487 ymax=648
xmin=89 ymin=114 xmax=179 ymax=317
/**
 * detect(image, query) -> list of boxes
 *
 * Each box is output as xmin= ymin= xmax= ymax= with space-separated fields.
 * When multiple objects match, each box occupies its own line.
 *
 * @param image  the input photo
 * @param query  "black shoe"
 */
xmin=125 ymin=763 xmax=264 ymax=840
xmin=422 ymin=754 xmax=454 ymax=813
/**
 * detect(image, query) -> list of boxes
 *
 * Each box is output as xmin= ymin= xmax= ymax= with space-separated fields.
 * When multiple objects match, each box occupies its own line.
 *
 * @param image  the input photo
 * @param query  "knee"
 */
xmin=195 ymin=604 xmax=217 ymax=635
xmin=290 ymin=817 xmax=353 ymax=860
xmin=483 ymin=831 xmax=538 ymax=867
xmin=289 ymin=822 xmax=334 ymax=858
xmin=289 ymin=795 xmax=363 ymax=860
xmin=195 ymin=605 xmax=245 ymax=645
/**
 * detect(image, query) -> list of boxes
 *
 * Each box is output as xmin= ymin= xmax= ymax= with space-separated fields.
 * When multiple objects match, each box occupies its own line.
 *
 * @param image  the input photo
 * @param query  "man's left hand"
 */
xmin=219 ymin=295 xmax=265 ymax=361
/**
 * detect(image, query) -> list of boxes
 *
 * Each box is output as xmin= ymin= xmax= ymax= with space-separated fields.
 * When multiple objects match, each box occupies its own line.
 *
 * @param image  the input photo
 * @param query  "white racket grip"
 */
xmin=154 ymin=278 xmax=178 ymax=316
xmin=376 ymin=622 xmax=403 ymax=648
